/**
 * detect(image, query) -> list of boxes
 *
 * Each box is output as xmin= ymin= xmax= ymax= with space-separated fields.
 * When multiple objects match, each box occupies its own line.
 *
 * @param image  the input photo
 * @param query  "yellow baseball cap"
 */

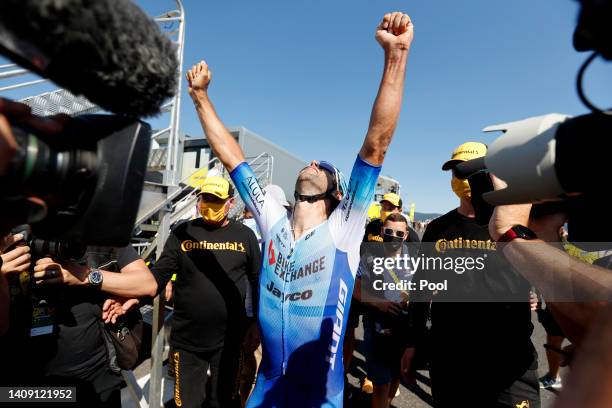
xmin=198 ymin=176 xmax=233 ymax=199
xmin=442 ymin=141 xmax=487 ymax=170
xmin=381 ymin=192 xmax=402 ymax=208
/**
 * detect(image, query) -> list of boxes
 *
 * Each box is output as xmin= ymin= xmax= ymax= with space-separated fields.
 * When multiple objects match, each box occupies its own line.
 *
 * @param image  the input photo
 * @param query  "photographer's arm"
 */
xmin=33 ymin=251 xmax=158 ymax=298
xmin=33 ymin=258 xmax=157 ymax=297
xmin=186 ymin=62 xmax=245 ymax=171
xmin=99 ymin=259 xmax=157 ymax=297
xmin=359 ymin=12 xmax=413 ymax=166
xmin=489 ymin=176 xmax=611 ymax=345
xmin=555 ymin=304 xmax=612 ymax=408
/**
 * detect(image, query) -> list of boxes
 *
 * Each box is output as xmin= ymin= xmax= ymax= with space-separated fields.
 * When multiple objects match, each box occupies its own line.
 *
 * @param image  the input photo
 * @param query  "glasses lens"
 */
xmin=384 ymin=228 xmax=405 ymax=238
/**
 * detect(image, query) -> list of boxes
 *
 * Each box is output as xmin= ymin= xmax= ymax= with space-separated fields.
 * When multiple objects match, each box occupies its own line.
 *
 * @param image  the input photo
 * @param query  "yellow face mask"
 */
xmin=451 ymin=176 xmax=471 ymax=200
xmin=199 ymin=200 xmax=227 ymax=225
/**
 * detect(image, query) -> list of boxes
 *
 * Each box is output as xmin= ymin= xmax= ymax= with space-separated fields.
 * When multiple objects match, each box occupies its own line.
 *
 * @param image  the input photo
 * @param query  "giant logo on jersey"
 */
xmin=326 ymin=278 xmax=348 ymax=370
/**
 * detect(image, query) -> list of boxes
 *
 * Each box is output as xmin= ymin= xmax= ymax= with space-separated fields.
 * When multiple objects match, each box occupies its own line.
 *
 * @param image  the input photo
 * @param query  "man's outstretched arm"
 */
xmin=186 ymin=61 xmax=245 ymax=171
xmin=359 ymin=12 xmax=414 ymax=166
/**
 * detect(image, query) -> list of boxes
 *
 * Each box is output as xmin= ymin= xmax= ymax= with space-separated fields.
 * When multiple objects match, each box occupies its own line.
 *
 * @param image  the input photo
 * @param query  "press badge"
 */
xmin=30 ymin=300 xmax=55 ymax=337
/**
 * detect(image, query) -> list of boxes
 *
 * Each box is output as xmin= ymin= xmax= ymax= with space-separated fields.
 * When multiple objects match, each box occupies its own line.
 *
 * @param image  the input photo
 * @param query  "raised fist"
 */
xmin=376 ymin=12 xmax=414 ymax=52
xmin=186 ymin=60 xmax=212 ymax=96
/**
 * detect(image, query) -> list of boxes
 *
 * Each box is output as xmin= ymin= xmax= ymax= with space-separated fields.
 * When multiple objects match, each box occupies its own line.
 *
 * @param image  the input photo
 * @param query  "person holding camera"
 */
xmin=0 ymin=238 xmax=156 ymax=407
xmin=408 ymin=142 xmax=540 ymax=407
xmin=151 ymin=176 xmax=261 ymax=408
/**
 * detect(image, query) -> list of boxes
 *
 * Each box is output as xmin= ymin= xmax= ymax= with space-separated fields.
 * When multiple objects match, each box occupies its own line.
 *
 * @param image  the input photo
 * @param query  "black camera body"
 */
xmin=11 ymin=225 xmax=86 ymax=261
xmin=1 ymin=114 xmax=151 ymax=247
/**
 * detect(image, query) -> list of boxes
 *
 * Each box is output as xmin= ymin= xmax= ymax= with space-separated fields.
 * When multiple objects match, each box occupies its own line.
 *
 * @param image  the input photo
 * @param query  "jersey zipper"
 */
xmin=280 ymin=242 xmax=296 ymax=376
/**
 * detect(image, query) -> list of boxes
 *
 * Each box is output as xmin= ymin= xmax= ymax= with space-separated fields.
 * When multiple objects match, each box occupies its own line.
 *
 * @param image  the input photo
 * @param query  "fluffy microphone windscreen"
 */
xmin=0 ymin=0 xmax=179 ymax=117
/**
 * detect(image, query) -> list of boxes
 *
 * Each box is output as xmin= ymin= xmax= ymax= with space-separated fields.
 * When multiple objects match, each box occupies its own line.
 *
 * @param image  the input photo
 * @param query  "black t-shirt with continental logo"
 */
xmin=152 ymin=219 xmax=261 ymax=352
xmin=415 ymin=209 xmax=534 ymax=367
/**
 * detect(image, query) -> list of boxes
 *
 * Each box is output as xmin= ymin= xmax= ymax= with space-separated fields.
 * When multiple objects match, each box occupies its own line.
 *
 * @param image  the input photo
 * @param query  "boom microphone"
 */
xmin=0 ymin=0 xmax=178 ymax=117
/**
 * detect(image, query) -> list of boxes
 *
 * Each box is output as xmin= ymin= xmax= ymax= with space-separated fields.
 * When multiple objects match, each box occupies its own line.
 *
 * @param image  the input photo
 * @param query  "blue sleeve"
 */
xmin=231 ymin=162 xmax=286 ymax=235
xmin=329 ymin=156 xmax=381 ymax=249
xmin=230 ymin=162 xmax=265 ymax=222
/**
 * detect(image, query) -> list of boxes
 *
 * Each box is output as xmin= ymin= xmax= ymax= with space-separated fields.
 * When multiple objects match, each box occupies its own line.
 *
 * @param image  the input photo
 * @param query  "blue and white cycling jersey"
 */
xmin=231 ymin=156 xmax=380 ymax=408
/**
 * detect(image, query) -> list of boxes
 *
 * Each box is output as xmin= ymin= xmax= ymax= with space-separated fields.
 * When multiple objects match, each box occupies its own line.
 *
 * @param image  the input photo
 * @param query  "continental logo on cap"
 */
xmin=181 ymin=240 xmax=246 ymax=252
xmin=435 ymin=237 xmax=497 ymax=253
xmin=455 ymin=149 xmax=481 ymax=155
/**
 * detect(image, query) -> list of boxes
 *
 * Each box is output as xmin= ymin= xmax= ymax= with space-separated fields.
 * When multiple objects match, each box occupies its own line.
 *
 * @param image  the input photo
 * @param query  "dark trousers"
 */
xmin=171 ymin=346 xmax=241 ymax=408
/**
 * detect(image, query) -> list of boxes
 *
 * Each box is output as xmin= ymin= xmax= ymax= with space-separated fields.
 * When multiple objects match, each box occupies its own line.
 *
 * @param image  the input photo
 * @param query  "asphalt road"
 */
xmin=344 ymin=312 xmax=567 ymax=408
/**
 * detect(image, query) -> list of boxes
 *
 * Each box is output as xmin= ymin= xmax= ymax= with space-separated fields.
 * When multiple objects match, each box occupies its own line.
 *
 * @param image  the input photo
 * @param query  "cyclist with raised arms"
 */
xmin=186 ymin=11 xmax=414 ymax=407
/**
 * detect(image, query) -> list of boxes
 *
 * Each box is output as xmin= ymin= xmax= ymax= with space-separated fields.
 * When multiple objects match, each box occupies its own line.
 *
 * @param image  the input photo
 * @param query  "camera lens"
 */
xmin=6 ymin=127 xmax=97 ymax=196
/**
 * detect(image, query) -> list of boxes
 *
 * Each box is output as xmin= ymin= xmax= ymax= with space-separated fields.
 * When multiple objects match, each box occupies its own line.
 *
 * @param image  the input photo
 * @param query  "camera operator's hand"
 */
xmin=488 ymin=174 xmax=532 ymax=241
xmin=186 ymin=61 xmax=212 ymax=99
xmin=32 ymin=257 xmax=89 ymax=286
xmin=528 ymin=212 xmax=568 ymax=243
xmin=376 ymin=12 xmax=414 ymax=52
xmin=0 ymin=234 xmax=31 ymax=275
xmin=102 ymin=297 xmax=139 ymax=324
xmin=1 ymin=233 xmax=23 ymax=253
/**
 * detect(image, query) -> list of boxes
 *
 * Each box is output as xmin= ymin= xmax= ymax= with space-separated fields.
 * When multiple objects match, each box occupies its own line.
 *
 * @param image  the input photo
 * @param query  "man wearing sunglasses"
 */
xmin=364 ymin=193 xmax=420 ymax=245
xmin=356 ymin=213 xmax=415 ymax=408
xmin=185 ymin=11 xmax=413 ymax=407
xmin=409 ymin=142 xmax=539 ymax=407
xmin=347 ymin=192 xmax=419 ymax=395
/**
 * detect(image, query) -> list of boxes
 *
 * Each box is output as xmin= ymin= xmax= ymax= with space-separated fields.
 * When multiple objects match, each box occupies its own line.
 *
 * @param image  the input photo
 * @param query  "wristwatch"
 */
xmin=497 ymin=225 xmax=538 ymax=246
xmin=87 ymin=268 xmax=103 ymax=287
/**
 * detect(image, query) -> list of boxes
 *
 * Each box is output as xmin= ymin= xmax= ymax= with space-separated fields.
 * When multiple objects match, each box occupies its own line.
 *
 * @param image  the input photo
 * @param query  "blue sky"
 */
xmin=2 ymin=1 xmax=608 ymax=213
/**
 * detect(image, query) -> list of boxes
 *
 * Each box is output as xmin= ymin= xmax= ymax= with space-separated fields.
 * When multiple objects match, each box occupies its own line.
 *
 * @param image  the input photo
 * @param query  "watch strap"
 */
xmin=497 ymin=225 xmax=537 ymax=245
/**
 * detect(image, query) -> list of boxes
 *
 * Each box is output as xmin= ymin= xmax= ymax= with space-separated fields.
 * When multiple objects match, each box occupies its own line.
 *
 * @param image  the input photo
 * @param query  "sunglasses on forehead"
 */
xmin=383 ymin=228 xmax=406 ymax=238
xmin=318 ymin=161 xmax=340 ymax=189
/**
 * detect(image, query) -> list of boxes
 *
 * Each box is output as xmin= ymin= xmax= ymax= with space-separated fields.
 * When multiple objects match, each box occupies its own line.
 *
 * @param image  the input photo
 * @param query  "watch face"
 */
xmin=89 ymin=270 xmax=103 ymax=285
xmin=514 ymin=225 xmax=537 ymax=240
